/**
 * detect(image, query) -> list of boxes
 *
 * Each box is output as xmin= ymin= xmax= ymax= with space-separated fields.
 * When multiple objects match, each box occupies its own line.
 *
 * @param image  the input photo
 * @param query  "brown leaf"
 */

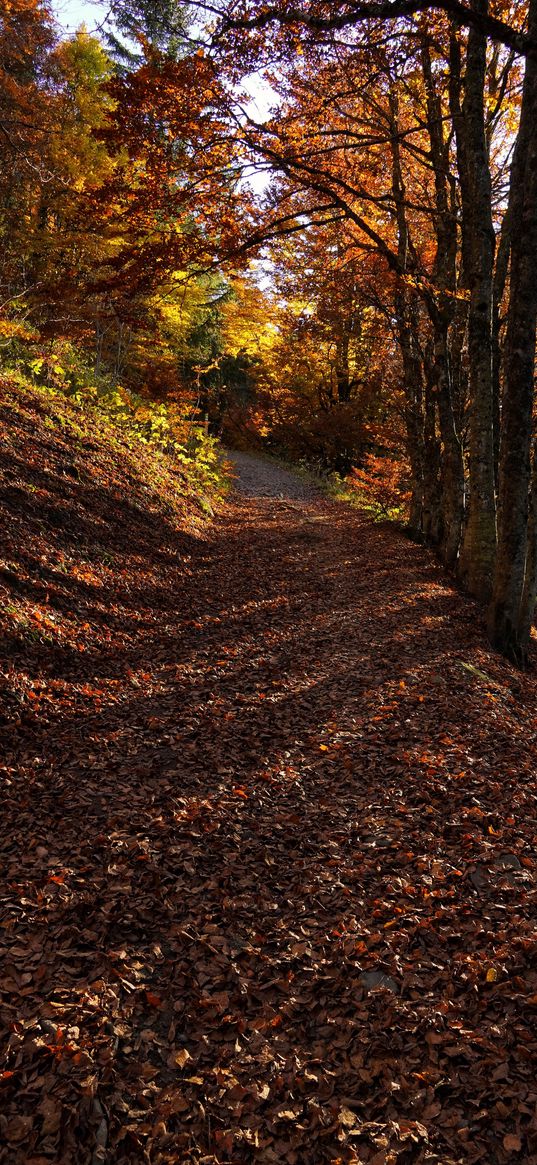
xmin=38 ymin=1098 xmax=61 ymax=1137
xmin=6 ymin=1116 xmax=33 ymax=1143
xmin=339 ymin=1106 xmax=358 ymax=1128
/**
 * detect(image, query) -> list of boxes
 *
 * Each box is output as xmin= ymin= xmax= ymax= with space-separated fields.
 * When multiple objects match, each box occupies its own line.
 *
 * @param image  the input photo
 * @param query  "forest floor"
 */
xmin=2 ymin=401 xmax=537 ymax=1165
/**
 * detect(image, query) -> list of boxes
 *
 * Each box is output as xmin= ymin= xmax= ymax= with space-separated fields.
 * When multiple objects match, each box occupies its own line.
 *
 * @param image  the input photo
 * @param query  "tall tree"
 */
xmin=488 ymin=0 xmax=537 ymax=661
xmin=0 ymin=0 xmax=56 ymax=311
xmin=450 ymin=3 xmax=497 ymax=601
xmin=103 ymin=0 xmax=190 ymax=66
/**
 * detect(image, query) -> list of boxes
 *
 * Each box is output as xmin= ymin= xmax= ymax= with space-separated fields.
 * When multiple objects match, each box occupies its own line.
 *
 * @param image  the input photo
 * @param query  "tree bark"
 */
xmin=488 ymin=0 xmax=537 ymax=661
xmin=388 ymin=88 xmax=425 ymax=536
xmin=397 ymin=296 xmax=428 ymax=536
xmin=519 ymin=441 xmax=537 ymax=653
xmin=450 ymin=9 xmax=497 ymax=601
xmin=428 ymin=316 xmax=464 ymax=566
xmin=491 ymin=201 xmax=512 ymax=488
xmin=422 ymin=38 xmax=464 ymax=568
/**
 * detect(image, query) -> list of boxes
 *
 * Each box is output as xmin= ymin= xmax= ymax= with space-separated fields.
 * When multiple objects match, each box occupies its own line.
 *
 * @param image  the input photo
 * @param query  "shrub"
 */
xmin=348 ymin=451 xmax=411 ymax=519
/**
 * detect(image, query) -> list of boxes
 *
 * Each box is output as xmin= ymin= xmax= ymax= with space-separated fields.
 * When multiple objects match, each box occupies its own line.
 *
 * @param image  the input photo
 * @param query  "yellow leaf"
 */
xmin=339 ymin=1106 xmax=358 ymax=1128
xmin=486 ymin=967 xmax=498 ymax=983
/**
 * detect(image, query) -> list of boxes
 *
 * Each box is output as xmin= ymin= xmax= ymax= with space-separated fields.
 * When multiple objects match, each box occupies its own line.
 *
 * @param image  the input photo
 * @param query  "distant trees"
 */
xmin=0 ymin=2 xmax=120 ymax=345
xmin=0 ymin=0 xmax=260 ymax=437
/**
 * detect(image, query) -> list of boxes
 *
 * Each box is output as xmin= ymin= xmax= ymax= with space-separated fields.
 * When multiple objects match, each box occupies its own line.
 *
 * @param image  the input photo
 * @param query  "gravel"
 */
xmin=230 ymin=451 xmax=319 ymax=501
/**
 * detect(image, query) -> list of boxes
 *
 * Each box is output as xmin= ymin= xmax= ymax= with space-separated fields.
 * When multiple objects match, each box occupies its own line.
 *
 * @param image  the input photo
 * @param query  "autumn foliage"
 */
xmin=5 ymin=3 xmax=537 ymax=1162
xmin=349 ymin=450 xmax=411 ymax=520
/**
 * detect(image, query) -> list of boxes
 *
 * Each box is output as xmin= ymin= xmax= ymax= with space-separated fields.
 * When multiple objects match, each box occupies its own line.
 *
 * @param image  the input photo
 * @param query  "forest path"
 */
xmin=230 ymin=449 xmax=318 ymax=500
xmin=3 ymin=454 xmax=537 ymax=1164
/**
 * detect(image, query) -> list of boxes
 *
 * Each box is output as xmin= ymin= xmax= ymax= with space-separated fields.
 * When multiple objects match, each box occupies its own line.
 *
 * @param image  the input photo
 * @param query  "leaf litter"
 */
xmin=2 ymin=390 xmax=537 ymax=1162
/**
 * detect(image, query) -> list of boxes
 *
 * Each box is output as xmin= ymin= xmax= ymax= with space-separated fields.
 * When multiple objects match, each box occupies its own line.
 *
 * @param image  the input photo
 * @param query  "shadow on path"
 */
xmin=2 ymin=453 xmax=537 ymax=1165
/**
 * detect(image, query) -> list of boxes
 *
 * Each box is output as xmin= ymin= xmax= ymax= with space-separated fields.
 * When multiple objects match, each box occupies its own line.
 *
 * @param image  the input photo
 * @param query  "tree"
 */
xmin=102 ymin=0 xmax=190 ymax=67
xmin=488 ymin=0 xmax=537 ymax=661
xmin=0 ymin=0 xmax=56 ymax=317
xmin=264 ymin=220 xmax=393 ymax=471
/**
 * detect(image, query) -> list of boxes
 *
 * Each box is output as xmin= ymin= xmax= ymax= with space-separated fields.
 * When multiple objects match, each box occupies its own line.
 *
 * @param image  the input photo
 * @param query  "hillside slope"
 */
xmin=0 ymin=375 xmax=228 ymax=727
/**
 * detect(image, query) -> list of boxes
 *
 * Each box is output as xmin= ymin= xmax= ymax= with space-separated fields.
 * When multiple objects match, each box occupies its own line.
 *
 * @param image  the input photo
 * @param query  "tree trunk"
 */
xmin=519 ymin=441 xmax=537 ymax=653
xmin=450 ymin=9 xmax=497 ymax=601
xmin=422 ymin=38 xmax=464 ymax=568
xmin=430 ymin=319 xmax=464 ymax=567
xmin=491 ymin=202 xmax=512 ymax=488
xmin=336 ymin=328 xmax=351 ymax=402
xmin=488 ymin=0 xmax=537 ymax=661
xmin=398 ymin=301 xmax=427 ymax=537
xmin=389 ymin=87 xmax=436 ymax=542
xmin=422 ymin=372 xmax=442 ymax=545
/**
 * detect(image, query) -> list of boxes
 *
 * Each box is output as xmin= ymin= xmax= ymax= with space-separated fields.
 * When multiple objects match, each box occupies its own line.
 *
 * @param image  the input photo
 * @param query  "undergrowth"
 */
xmin=321 ymin=473 xmax=408 ymax=523
xmin=0 ymin=356 xmax=232 ymax=677
xmin=273 ymin=454 xmax=409 ymax=523
xmin=2 ymin=339 xmax=232 ymax=509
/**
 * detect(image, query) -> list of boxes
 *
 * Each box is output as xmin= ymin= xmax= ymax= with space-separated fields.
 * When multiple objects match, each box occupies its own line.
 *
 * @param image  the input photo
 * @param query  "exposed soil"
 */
xmin=2 ymin=410 xmax=537 ymax=1164
xmin=230 ymin=451 xmax=318 ymax=500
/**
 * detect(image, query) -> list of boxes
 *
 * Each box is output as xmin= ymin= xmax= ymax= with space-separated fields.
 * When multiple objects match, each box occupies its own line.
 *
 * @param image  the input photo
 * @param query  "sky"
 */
xmin=51 ymin=0 xmax=275 ymax=193
xmin=52 ymin=0 xmax=275 ymax=121
xmin=53 ymin=0 xmax=103 ymax=33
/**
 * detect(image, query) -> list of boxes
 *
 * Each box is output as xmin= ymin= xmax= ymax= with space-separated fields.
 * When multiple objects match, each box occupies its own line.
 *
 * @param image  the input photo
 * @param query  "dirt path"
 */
xmin=3 ymin=453 xmax=537 ymax=1164
xmin=231 ymin=451 xmax=318 ymax=500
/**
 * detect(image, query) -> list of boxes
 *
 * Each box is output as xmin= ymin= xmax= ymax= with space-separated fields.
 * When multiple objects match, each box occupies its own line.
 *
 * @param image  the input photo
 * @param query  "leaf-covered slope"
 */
xmin=2 ymin=427 xmax=537 ymax=1164
xmin=0 ymin=374 xmax=225 ymax=704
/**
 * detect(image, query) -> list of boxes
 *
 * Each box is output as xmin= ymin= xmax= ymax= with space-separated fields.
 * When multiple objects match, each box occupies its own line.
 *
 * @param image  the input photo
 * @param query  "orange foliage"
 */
xmin=349 ymin=447 xmax=411 ymax=517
